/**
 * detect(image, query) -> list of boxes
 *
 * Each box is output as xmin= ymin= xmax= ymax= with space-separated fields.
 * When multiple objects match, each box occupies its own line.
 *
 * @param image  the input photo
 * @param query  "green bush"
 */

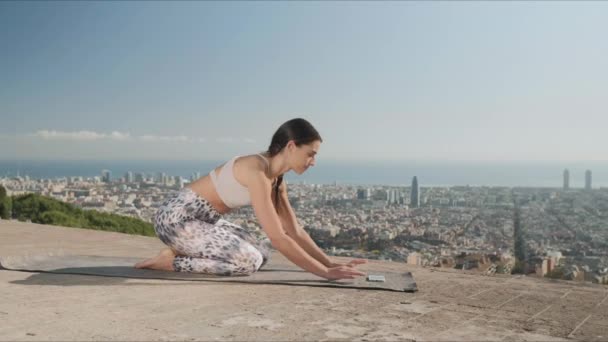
xmin=545 ymin=267 xmax=565 ymax=280
xmin=511 ymin=260 xmax=526 ymax=275
xmin=0 ymin=185 xmax=10 ymax=219
xmin=38 ymin=210 xmax=82 ymax=227
xmin=11 ymin=193 xmax=155 ymax=236
xmin=0 ymin=196 xmax=11 ymax=219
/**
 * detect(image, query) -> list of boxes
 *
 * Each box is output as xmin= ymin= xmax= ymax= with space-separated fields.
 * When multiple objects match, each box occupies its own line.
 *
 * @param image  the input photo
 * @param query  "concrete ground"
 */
xmin=1 ymin=220 xmax=607 ymax=341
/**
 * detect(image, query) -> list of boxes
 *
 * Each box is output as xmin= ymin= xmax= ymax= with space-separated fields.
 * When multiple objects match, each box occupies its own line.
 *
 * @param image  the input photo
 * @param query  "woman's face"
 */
xmin=289 ymin=140 xmax=320 ymax=175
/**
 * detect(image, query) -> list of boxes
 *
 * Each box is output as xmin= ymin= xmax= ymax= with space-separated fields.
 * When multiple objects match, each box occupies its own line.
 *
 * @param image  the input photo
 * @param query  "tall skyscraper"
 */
xmin=134 ymin=173 xmax=145 ymax=183
xmin=410 ymin=176 xmax=420 ymax=208
xmin=175 ymin=176 xmax=184 ymax=189
xmin=386 ymin=189 xmax=399 ymax=205
xmin=125 ymin=171 xmax=133 ymax=183
xmin=563 ymin=169 xmax=569 ymax=190
xmin=356 ymin=189 xmax=367 ymax=200
xmin=157 ymin=172 xmax=169 ymax=185
xmin=585 ymin=170 xmax=592 ymax=190
xmin=101 ymin=169 xmax=111 ymax=183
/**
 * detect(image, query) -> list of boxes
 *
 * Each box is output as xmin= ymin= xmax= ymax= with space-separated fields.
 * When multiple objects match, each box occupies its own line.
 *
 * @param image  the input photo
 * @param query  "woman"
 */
xmin=135 ymin=118 xmax=366 ymax=280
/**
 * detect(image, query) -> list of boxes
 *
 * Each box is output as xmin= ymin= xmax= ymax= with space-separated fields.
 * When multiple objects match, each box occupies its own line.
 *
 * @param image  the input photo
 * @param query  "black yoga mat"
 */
xmin=1 ymin=254 xmax=418 ymax=292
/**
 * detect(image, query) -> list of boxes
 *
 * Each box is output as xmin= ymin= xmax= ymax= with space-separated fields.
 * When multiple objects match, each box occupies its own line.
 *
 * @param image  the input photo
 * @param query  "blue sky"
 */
xmin=1 ymin=1 xmax=607 ymax=161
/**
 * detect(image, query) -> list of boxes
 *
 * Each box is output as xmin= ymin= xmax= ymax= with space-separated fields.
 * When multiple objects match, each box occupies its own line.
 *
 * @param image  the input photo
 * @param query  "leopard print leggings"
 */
xmin=154 ymin=187 xmax=271 ymax=275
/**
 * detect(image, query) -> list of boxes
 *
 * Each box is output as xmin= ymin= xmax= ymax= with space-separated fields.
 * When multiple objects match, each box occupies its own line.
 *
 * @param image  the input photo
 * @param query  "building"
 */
xmin=410 ymin=176 xmax=420 ymax=208
xmin=134 ymin=173 xmax=145 ymax=183
xmin=536 ymin=258 xmax=550 ymax=277
xmin=545 ymin=251 xmax=562 ymax=274
xmin=175 ymin=176 xmax=184 ymax=189
xmin=101 ymin=170 xmax=112 ymax=183
xmin=386 ymin=189 xmax=399 ymax=205
xmin=407 ymin=252 xmax=422 ymax=266
xmin=585 ymin=170 xmax=592 ymax=190
xmin=563 ymin=169 xmax=569 ymax=190
xmin=157 ymin=172 xmax=170 ymax=186
xmin=191 ymin=172 xmax=201 ymax=182
xmin=124 ymin=171 xmax=133 ymax=183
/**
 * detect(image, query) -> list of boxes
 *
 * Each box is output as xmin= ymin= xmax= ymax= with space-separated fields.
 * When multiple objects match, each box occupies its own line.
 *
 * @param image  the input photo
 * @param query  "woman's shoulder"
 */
xmin=235 ymin=153 xmax=267 ymax=170
xmin=234 ymin=153 xmax=270 ymax=184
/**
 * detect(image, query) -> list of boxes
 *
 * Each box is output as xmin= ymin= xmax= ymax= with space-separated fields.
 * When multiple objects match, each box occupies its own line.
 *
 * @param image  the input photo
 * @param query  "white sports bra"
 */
xmin=209 ymin=154 xmax=269 ymax=209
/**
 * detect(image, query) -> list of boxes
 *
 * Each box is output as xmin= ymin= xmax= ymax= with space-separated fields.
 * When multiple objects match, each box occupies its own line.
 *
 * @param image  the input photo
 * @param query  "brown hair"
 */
xmin=266 ymin=118 xmax=322 ymax=209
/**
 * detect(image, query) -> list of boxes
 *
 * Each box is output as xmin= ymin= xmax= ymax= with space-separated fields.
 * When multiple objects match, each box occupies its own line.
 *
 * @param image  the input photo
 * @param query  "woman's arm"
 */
xmin=275 ymin=181 xmax=368 ymax=269
xmin=245 ymin=164 xmax=365 ymax=280
xmin=247 ymin=170 xmax=330 ymax=278
xmin=275 ymin=181 xmax=334 ymax=267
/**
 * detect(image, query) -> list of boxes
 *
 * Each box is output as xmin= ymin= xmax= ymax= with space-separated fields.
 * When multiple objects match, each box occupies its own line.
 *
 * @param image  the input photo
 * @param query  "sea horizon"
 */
xmin=2 ymin=159 xmax=607 ymax=188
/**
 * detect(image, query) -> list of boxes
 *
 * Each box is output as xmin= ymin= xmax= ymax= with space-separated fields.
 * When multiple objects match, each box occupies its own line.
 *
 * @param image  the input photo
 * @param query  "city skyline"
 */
xmin=3 ymin=163 xmax=604 ymax=189
xmin=3 ymin=166 xmax=608 ymax=284
xmin=1 ymin=2 xmax=607 ymax=161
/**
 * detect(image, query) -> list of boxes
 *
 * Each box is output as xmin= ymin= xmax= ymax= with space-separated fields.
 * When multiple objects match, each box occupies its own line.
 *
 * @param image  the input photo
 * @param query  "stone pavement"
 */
xmin=1 ymin=220 xmax=607 ymax=341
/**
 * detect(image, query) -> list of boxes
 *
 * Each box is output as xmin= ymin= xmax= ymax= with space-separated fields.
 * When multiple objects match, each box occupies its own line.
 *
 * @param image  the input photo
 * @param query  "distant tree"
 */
xmin=12 ymin=193 xmax=79 ymax=222
xmin=545 ymin=267 xmax=565 ymax=280
xmin=511 ymin=260 xmax=526 ymax=275
xmin=366 ymin=238 xmax=393 ymax=251
xmin=0 ymin=185 xmax=10 ymax=219
xmin=513 ymin=202 xmax=527 ymax=273
xmin=334 ymin=228 xmax=367 ymax=249
xmin=2 ymin=196 xmax=12 ymax=219
xmin=304 ymin=227 xmax=333 ymax=249
xmin=38 ymin=210 xmax=81 ymax=227
xmin=495 ymin=264 xmax=506 ymax=274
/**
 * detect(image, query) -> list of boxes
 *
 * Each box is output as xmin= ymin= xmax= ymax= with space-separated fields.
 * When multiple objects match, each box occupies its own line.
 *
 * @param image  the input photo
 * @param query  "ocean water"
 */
xmin=1 ymin=159 xmax=607 ymax=188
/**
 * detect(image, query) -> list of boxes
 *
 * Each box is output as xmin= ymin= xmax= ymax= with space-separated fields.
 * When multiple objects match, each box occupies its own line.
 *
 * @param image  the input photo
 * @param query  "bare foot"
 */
xmin=134 ymin=248 xmax=176 ymax=271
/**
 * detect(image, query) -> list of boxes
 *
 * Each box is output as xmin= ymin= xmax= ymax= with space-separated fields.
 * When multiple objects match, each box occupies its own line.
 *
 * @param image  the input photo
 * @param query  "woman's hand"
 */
xmin=322 ymin=265 xmax=366 ymax=280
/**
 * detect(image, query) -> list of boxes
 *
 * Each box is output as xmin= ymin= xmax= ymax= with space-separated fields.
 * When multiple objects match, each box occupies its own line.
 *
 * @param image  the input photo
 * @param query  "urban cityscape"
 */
xmin=1 ymin=167 xmax=607 ymax=285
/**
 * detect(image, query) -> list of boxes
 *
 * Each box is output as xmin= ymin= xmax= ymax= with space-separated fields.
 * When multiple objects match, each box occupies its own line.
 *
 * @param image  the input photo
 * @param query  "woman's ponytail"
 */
xmin=274 ymin=174 xmax=284 ymax=210
xmin=266 ymin=118 xmax=322 ymax=212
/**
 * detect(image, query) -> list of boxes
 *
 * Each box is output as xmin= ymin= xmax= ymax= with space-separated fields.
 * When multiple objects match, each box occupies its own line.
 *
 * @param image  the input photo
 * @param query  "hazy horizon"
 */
xmin=2 ymin=158 xmax=607 ymax=188
xmin=2 ymin=157 xmax=608 ymax=164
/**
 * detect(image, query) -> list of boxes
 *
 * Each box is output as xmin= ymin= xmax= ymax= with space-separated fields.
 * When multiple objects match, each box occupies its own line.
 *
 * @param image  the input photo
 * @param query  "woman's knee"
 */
xmin=237 ymin=245 xmax=265 ymax=274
